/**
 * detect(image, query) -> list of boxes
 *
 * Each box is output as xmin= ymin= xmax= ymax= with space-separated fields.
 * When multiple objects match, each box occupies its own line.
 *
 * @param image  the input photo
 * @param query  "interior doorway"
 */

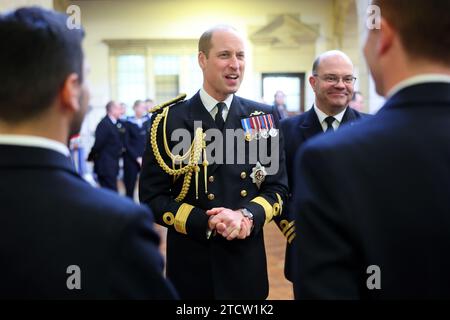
xmin=262 ymin=73 xmax=305 ymax=114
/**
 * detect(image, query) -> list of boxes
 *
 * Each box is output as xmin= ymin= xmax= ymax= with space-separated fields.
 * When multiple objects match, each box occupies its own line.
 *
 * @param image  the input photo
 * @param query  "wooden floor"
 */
xmin=154 ymin=221 xmax=294 ymax=300
xmin=264 ymin=222 xmax=294 ymax=300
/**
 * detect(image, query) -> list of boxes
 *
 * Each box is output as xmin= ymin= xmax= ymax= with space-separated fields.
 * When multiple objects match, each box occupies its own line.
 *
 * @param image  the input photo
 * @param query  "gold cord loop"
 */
xmin=149 ymin=94 xmax=207 ymax=202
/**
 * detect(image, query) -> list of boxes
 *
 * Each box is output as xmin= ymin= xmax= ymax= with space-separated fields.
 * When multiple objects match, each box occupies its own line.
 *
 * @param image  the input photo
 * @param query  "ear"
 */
xmin=377 ymin=18 xmax=394 ymax=56
xmin=309 ymin=75 xmax=317 ymax=91
xmin=60 ymin=73 xmax=81 ymax=113
xmin=198 ymin=51 xmax=207 ymax=70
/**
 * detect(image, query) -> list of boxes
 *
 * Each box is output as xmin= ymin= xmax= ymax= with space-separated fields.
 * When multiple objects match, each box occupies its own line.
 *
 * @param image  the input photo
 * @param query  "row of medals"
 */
xmin=245 ymin=128 xmax=278 ymax=141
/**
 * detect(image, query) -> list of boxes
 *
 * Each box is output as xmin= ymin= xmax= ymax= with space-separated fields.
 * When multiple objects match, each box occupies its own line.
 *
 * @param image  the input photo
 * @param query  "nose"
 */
xmin=229 ymin=55 xmax=239 ymax=70
xmin=334 ymin=78 xmax=346 ymax=89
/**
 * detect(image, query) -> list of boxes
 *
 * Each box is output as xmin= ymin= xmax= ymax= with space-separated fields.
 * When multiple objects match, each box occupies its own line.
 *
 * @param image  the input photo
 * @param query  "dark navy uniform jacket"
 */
xmin=279 ymin=106 xmax=369 ymax=281
xmin=88 ymin=116 xmax=125 ymax=178
xmin=139 ymin=92 xmax=288 ymax=299
xmin=292 ymin=83 xmax=450 ymax=299
xmin=0 ymin=145 xmax=177 ymax=299
xmin=124 ymin=114 xmax=151 ymax=162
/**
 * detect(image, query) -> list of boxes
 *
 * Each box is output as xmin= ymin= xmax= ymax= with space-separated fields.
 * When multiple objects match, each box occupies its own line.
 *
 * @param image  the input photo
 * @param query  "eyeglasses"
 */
xmin=313 ymin=74 xmax=357 ymax=85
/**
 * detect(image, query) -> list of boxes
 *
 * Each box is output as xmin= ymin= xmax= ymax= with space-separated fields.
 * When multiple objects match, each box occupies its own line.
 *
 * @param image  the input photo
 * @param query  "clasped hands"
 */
xmin=206 ymin=207 xmax=253 ymax=241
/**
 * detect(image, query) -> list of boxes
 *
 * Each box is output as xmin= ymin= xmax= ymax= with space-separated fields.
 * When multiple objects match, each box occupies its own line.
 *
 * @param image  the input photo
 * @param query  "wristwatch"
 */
xmin=240 ymin=208 xmax=254 ymax=220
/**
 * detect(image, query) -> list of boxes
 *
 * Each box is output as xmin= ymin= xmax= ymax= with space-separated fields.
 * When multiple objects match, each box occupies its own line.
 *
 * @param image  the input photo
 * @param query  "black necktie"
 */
xmin=215 ymin=102 xmax=226 ymax=131
xmin=324 ymin=116 xmax=335 ymax=132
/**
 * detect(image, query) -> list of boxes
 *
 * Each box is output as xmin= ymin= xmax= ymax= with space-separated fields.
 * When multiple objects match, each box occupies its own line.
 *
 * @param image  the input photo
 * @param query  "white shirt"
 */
xmin=0 ymin=134 xmax=70 ymax=157
xmin=108 ymin=115 xmax=117 ymax=125
xmin=387 ymin=74 xmax=450 ymax=99
xmin=199 ymin=88 xmax=234 ymax=122
xmin=314 ymin=105 xmax=347 ymax=132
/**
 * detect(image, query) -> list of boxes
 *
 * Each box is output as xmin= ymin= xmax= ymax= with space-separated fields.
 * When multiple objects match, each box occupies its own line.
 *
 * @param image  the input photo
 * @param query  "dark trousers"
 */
xmin=123 ymin=157 xmax=140 ymax=198
xmin=98 ymin=175 xmax=117 ymax=192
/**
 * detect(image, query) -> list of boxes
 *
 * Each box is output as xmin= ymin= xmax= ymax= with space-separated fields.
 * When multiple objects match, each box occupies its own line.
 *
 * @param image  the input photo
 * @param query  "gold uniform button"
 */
xmin=240 ymin=172 xmax=247 ymax=179
xmin=240 ymin=190 xmax=247 ymax=197
xmin=163 ymin=212 xmax=175 ymax=225
xmin=208 ymin=176 xmax=214 ymax=183
xmin=208 ymin=193 xmax=215 ymax=200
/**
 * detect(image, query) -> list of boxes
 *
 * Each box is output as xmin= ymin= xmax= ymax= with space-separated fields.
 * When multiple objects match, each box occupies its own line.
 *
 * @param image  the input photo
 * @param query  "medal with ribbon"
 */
xmin=241 ymin=118 xmax=253 ymax=141
xmin=241 ymin=111 xmax=278 ymax=141
xmin=267 ymin=114 xmax=278 ymax=137
xmin=250 ymin=116 xmax=260 ymax=140
xmin=260 ymin=115 xmax=269 ymax=139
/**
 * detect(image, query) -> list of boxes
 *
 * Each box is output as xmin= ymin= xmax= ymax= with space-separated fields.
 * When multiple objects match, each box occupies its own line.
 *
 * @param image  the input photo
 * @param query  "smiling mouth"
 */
xmin=225 ymin=75 xmax=239 ymax=80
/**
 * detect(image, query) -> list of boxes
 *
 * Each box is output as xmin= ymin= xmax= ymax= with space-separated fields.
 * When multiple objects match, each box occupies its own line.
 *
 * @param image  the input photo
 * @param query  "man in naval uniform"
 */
xmin=139 ymin=25 xmax=288 ymax=299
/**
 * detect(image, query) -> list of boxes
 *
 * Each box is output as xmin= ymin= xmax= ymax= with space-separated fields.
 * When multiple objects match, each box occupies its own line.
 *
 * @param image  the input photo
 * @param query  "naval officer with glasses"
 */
xmin=278 ymin=50 xmax=371 ymax=282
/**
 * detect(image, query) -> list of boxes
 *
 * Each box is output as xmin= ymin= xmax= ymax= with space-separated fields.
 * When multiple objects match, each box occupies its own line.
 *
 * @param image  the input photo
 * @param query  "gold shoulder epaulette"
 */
xmin=149 ymin=93 xmax=187 ymax=114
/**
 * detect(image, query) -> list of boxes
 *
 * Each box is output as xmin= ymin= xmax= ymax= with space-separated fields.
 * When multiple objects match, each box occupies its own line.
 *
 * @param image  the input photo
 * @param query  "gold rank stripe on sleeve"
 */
xmin=275 ymin=193 xmax=283 ymax=216
xmin=251 ymin=196 xmax=273 ymax=225
xmin=174 ymin=203 xmax=194 ymax=234
xmin=287 ymin=232 xmax=296 ymax=244
xmin=280 ymin=219 xmax=296 ymax=244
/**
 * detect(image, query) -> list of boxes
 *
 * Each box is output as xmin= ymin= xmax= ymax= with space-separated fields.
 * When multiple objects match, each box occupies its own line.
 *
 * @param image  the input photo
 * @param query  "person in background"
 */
xmin=349 ymin=91 xmax=365 ymax=112
xmin=273 ymin=90 xmax=289 ymax=119
xmin=123 ymin=100 xmax=151 ymax=199
xmin=145 ymin=98 xmax=155 ymax=110
xmin=278 ymin=50 xmax=370 ymax=282
xmin=119 ymin=102 xmax=128 ymax=120
xmin=88 ymin=101 xmax=126 ymax=192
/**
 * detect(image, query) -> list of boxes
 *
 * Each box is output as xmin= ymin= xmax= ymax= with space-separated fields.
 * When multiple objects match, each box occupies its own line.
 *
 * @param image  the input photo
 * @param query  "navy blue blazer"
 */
xmin=0 ymin=145 xmax=177 ymax=299
xmin=279 ymin=106 xmax=369 ymax=281
xmin=88 ymin=116 xmax=125 ymax=177
xmin=292 ymin=82 xmax=450 ymax=299
xmin=124 ymin=115 xmax=151 ymax=162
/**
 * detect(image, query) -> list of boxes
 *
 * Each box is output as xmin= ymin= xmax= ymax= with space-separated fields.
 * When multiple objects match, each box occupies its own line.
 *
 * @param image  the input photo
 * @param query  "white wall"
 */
xmin=68 ymin=0 xmax=335 ymax=112
xmin=0 ymin=0 xmax=52 ymax=11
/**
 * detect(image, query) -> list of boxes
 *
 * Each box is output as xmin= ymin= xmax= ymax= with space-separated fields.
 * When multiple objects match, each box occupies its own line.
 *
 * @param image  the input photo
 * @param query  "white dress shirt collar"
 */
xmin=199 ymin=88 xmax=234 ymax=121
xmin=108 ymin=115 xmax=118 ymax=125
xmin=387 ymin=74 xmax=450 ymax=99
xmin=314 ymin=105 xmax=347 ymax=132
xmin=0 ymin=134 xmax=70 ymax=157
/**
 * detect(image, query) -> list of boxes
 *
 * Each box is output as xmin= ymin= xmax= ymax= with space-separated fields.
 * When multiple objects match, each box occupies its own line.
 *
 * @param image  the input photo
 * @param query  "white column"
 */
xmin=355 ymin=0 xmax=385 ymax=114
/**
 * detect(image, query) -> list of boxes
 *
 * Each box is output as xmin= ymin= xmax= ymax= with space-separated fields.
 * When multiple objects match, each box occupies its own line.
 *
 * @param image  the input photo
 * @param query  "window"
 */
xmin=107 ymin=39 xmax=201 ymax=106
xmin=154 ymin=56 xmax=180 ymax=103
xmin=116 ymin=55 xmax=146 ymax=111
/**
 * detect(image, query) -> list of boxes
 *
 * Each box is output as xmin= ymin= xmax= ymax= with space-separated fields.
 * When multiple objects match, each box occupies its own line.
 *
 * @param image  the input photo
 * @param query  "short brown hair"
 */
xmin=198 ymin=29 xmax=214 ymax=58
xmin=373 ymin=0 xmax=450 ymax=66
xmin=198 ymin=25 xmax=237 ymax=58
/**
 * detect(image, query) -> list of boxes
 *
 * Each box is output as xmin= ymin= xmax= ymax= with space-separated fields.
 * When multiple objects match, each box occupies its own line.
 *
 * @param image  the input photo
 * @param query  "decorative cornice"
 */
xmin=250 ymin=14 xmax=319 ymax=48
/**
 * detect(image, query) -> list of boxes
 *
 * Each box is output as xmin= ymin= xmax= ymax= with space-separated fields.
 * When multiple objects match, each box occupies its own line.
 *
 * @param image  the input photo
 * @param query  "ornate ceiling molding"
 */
xmin=249 ymin=14 xmax=319 ymax=48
